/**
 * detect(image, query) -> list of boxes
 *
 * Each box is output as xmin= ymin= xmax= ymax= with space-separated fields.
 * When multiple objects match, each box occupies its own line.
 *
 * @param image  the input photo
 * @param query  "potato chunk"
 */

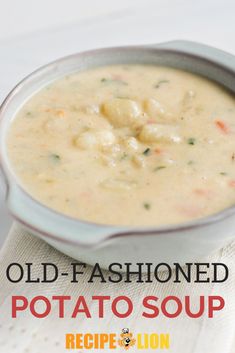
xmin=74 ymin=130 xmax=116 ymax=149
xmin=144 ymin=98 xmax=165 ymax=117
xmin=132 ymin=155 xmax=146 ymax=168
xmin=144 ymin=98 xmax=177 ymax=123
xmin=82 ymin=103 xmax=100 ymax=115
xmin=138 ymin=124 xmax=181 ymax=143
xmin=124 ymin=137 xmax=139 ymax=152
xmin=102 ymin=98 xmax=144 ymax=128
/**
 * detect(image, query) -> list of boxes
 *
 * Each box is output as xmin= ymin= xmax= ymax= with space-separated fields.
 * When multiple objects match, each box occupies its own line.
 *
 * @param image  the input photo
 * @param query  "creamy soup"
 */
xmin=7 ymin=65 xmax=235 ymax=226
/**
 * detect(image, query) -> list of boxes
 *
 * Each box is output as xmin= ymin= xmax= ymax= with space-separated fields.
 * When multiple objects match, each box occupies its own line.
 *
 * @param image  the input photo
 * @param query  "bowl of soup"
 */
xmin=1 ymin=40 xmax=235 ymax=267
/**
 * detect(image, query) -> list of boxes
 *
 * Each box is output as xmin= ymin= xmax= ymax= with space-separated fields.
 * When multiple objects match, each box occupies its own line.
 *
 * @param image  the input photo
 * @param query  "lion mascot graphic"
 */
xmin=118 ymin=328 xmax=136 ymax=350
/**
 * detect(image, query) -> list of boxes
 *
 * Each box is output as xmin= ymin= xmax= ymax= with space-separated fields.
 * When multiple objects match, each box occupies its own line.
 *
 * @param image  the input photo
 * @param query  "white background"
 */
xmin=0 ymin=0 xmax=235 ymax=246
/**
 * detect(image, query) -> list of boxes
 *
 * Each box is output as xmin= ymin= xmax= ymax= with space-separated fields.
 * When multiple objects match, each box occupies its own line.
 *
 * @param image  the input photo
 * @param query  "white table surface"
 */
xmin=0 ymin=0 xmax=235 ymax=247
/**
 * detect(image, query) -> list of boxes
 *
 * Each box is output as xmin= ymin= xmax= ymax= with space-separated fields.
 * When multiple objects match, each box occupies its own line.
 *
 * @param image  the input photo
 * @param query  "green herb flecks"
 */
xmin=187 ymin=160 xmax=194 ymax=165
xmin=155 ymin=79 xmax=169 ymax=89
xmin=50 ymin=153 xmax=61 ymax=162
xmin=143 ymin=148 xmax=151 ymax=156
xmin=154 ymin=166 xmax=166 ymax=172
xmin=187 ymin=138 xmax=196 ymax=145
xmin=101 ymin=78 xmax=128 ymax=86
xmin=143 ymin=202 xmax=151 ymax=210
xmin=26 ymin=111 xmax=33 ymax=118
xmin=115 ymin=96 xmax=130 ymax=99
xmin=120 ymin=152 xmax=129 ymax=160
xmin=220 ymin=172 xmax=228 ymax=176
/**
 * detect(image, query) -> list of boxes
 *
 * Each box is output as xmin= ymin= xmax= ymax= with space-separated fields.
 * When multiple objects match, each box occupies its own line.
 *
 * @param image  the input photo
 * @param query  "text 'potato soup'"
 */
xmin=7 ymin=65 xmax=235 ymax=226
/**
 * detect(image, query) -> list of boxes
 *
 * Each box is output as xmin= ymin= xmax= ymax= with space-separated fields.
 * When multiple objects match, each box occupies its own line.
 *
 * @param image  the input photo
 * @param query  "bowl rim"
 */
xmin=1 ymin=41 xmax=235 ymax=246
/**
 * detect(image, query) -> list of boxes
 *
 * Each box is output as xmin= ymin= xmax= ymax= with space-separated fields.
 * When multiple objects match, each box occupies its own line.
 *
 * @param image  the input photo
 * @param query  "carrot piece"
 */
xmin=55 ymin=109 xmax=65 ymax=118
xmin=44 ymin=108 xmax=65 ymax=117
xmin=229 ymin=180 xmax=235 ymax=188
xmin=154 ymin=148 xmax=163 ymax=155
xmin=147 ymin=119 xmax=156 ymax=124
xmin=215 ymin=120 xmax=229 ymax=134
xmin=194 ymin=188 xmax=207 ymax=196
xmin=178 ymin=205 xmax=202 ymax=217
xmin=193 ymin=188 xmax=213 ymax=198
xmin=112 ymin=74 xmax=123 ymax=80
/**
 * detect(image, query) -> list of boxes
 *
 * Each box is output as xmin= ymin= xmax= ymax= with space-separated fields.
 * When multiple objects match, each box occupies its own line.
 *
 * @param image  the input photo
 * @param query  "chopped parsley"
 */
xmin=120 ymin=152 xmax=128 ymax=160
xmin=101 ymin=78 xmax=128 ymax=86
xmin=154 ymin=166 xmax=166 ymax=171
xmin=143 ymin=148 xmax=151 ymax=156
xmin=115 ymin=96 xmax=130 ymax=99
xmin=143 ymin=202 xmax=151 ymax=210
xmin=220 ymin=172 xmax=228 ymax=176
xmin=155 ymin=79 xmax=169 ymax=89
xmin=187 ymin=138 xmax=196 ymax=145
xmin=50 ymin=153 xmax=61 ymax=162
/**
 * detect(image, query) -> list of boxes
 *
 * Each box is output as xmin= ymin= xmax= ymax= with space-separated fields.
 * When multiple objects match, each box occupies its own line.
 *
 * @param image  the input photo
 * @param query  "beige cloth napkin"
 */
xmin=0 ymin=223 xmax=235 ymax=353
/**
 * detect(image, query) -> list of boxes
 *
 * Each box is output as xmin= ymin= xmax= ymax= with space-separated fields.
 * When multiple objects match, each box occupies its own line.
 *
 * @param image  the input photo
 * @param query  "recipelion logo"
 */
xmin=66 ymin=328 xmax=170 ymax=350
